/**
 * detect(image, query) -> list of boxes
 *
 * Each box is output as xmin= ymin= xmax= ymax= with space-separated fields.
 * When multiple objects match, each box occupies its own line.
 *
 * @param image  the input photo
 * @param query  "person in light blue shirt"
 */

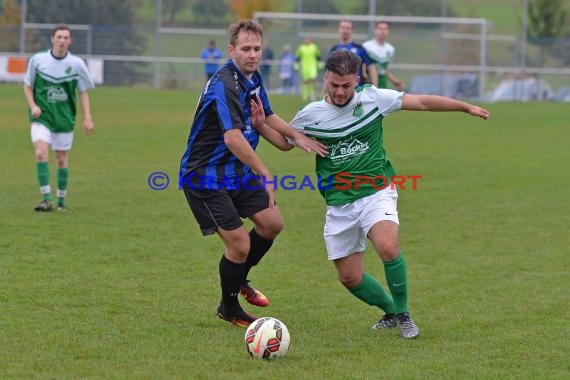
xmin=278 ymin=44 xmax=296 ymax=94
xmin=200 ymin=40 xmax=223 ymax=80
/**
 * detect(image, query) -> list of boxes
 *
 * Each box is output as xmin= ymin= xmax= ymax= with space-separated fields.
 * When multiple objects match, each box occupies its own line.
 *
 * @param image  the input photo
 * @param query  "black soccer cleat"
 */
xmin=216 ymin=303 xmax=258 ymax=327
xmin=371 ymin=313 xmax=397 ymax=330
xmin=34 ymin=200 xmax=54 ymax=212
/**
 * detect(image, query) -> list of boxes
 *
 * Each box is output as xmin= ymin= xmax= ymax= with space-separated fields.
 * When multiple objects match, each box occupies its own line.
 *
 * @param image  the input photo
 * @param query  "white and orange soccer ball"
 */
xmin=244 ymin=317 xmax=291 ymax=360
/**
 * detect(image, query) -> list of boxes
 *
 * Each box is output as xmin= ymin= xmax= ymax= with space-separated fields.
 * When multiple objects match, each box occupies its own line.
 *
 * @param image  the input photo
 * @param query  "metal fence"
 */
xmin=1 ymin=9 xmax=569 ymax=100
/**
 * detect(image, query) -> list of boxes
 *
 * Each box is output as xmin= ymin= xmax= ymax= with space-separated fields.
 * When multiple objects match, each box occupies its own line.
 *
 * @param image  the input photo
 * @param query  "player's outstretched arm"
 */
xmin=250 ymin=97 xmax=293 ymax=151
xmin=402 ymin=94 xmax=490 ymax=120
xmin=256 ymin=123 xmax=295 ymax=151
xmin=265 ymin=114 xmax=328 ymax=157
xmin=387 ymin=70 xmax=404 ymax=91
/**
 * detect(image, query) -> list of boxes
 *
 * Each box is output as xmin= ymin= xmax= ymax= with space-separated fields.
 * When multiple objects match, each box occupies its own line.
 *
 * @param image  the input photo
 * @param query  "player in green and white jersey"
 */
xmin=294 ymin=37 xmax=323 ymax=101
xmin=363 ymin=21 xmax=404 ymax=90
xmin=23 ymin=24 xmax=95 ymax=212
xmin=288 ymin=50 xmax=490 ymax=338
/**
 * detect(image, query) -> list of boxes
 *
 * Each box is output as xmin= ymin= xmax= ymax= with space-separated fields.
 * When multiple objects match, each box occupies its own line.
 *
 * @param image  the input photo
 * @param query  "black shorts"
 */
xmin=183 ymin=177 xmax=270 ymax=236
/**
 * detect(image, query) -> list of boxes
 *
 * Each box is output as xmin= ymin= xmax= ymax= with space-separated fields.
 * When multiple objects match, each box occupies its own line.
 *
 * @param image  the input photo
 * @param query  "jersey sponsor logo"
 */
xmin=329 ymin=136 xmax=369 ymax=164
xmin=47 ymin=86 xmax=68 ymax=103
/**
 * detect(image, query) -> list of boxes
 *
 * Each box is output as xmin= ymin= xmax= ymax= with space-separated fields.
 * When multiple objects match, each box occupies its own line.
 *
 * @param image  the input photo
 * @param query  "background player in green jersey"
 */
xmin=286 ymin=50 xmax=490 ymax=338
xmin=363 ymin=21 xmax=405 ymax=90
xmin=23 ymin=24 xmax=95 ymax=212
xmin=294 ymin=37 xmax=323 ymax=101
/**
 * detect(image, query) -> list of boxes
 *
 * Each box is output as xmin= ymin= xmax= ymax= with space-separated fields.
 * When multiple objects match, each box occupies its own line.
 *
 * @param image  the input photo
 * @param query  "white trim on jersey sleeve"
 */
xmin=367 ymin=87 xmax=403 ymax=116
xmin=24 ymin=55 xmax=36 ymax=86
xmin=75 ymin=57 xmax=95 ymax=92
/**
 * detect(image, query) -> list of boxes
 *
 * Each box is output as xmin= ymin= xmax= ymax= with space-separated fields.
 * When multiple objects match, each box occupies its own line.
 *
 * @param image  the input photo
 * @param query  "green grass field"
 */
xmin=1 ymin=84 xmax=569 ymax=379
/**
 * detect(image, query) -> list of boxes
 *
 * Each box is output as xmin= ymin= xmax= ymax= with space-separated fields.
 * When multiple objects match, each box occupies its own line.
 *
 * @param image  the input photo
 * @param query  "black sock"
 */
xmin=219 ymin=255 xmax=244 ymax=314
xmin=243 ymin=228 xmax=274 ymax=280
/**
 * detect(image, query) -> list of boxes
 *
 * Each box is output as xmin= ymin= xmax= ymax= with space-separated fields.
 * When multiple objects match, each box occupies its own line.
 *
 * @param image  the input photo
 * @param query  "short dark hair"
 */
xmin=228 ymin=19 xmax=263 ymax=46
xmin=51 ymin=24 xmax=71 ymax=37
xmin=375 ymin=21 xmax=390 ymax=28
xmin=325 ymin=50 xmax=362 ymax=76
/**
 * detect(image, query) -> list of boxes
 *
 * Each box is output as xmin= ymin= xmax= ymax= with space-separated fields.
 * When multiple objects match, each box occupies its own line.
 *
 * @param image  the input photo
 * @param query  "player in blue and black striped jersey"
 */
xmin=179 ymin=19 xmax=326 ymax=328
xmin=329 ymin=20 xmax=378 ymax=87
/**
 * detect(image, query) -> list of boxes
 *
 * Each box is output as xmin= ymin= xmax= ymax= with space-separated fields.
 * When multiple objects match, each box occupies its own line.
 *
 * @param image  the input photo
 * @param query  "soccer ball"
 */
xmin=244 ymin=317 xmax=291 ymax=360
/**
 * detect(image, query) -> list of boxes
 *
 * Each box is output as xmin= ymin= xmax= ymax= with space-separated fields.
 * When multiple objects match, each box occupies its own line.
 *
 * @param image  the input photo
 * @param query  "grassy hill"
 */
xmin=135 ymin=0 xmax=570 ymax=36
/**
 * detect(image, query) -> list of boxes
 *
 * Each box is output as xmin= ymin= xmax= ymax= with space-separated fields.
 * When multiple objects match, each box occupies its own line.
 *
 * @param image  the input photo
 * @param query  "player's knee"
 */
xmin=35 ymin=149 xmax=48 ymax=162
xmin=55 ymin=152 xmax=68 ymax=167
xmin=338 ymin=273 xmax=360 ymax=289
xmin=269 ymin=219 xmax=284 ymax=236
xmin=228 ymin=241 xmax=250 ymax=261
xmin=377 ymin=243 xmax=399 ymax=261
xmin=257 ymin=219 xmax=284 ymax=239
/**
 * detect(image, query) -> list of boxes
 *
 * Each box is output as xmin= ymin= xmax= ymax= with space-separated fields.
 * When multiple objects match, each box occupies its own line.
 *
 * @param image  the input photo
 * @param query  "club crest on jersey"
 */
xmin=352 ymin=102 xmax=363 ymax=117
xmin=65 ymin=66 xmax=72 ymax=75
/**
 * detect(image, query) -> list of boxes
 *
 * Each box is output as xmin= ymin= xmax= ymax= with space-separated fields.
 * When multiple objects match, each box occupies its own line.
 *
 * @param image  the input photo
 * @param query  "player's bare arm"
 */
xmin=265 ymin=114 xmax=328 ymax=156
xmin=80 ymin=91 xmax=94 ymax=135
xmin=387 ymin=70 xmax=404 ymax=91
xmin=224 ymin=129 xmax=276 ymax=207
xmin=23 ymin=84 xmax=42 ymax=118
xmin=402 ymin=94 xmax=491 ymax=120
xmin=367 ymin=64 xmax=378 ymax=87
xmin=250 ymin=98 xmax=294 ymax=151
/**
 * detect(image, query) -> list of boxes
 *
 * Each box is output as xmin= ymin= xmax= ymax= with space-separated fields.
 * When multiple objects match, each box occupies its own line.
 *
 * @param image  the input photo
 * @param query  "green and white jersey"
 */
xmin=362 ymin=40 xmax=395 ymax=88
xmin=24 ymin=50 xmax=94 ymax=133
xmin=290 ymin=85 xmax=403 ymax=206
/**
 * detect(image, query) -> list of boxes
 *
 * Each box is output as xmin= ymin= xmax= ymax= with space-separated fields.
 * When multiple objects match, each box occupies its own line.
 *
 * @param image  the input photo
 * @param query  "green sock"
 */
xmin=384 ymin=254 xmax=409 ymax=314
xmin=36 ymin=162 xmax=51 ymax=201
xmin=57 ymin=167 xmax=69 ymax=206
xmin=348 ymin=272 xmax=396 ymax=314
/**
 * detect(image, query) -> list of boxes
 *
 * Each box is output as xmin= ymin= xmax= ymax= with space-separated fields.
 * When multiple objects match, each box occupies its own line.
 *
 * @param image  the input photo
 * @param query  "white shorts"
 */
xmin=31 ymin=122 xmax=74 ymax=151
xmin=324 ymin=186 xmax=399 ymax=261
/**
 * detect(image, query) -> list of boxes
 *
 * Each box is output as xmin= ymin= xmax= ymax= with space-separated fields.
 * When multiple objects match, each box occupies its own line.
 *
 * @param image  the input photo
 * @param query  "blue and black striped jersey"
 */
xmin=179 ymin=59 xmax=274 ymax=189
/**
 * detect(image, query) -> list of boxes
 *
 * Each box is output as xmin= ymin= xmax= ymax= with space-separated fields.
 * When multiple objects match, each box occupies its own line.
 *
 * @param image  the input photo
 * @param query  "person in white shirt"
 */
xmin=363 ymin=21 xmax=404 ymax=90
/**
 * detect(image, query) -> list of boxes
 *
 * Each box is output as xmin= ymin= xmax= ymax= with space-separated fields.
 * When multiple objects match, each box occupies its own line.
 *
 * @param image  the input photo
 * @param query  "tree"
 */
xmin=296 ymin=0 xmax=339 ymax=15
xmin=192 ymin=0 xmax=227 ymax=26
xmin=527 ymin=0 xmax=567 ymax=66
xmin=229 ymin=0 xmax=277 ymax=20
xmin=163 ymin=0 xmax=187 ymax=25
xmin=0 ymin=0 xmax=21 ymax=51
xmin=26 ymin=0 xmax=147 ymax=86
xmin=350 ymin=0 xmax=454 ymax=17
